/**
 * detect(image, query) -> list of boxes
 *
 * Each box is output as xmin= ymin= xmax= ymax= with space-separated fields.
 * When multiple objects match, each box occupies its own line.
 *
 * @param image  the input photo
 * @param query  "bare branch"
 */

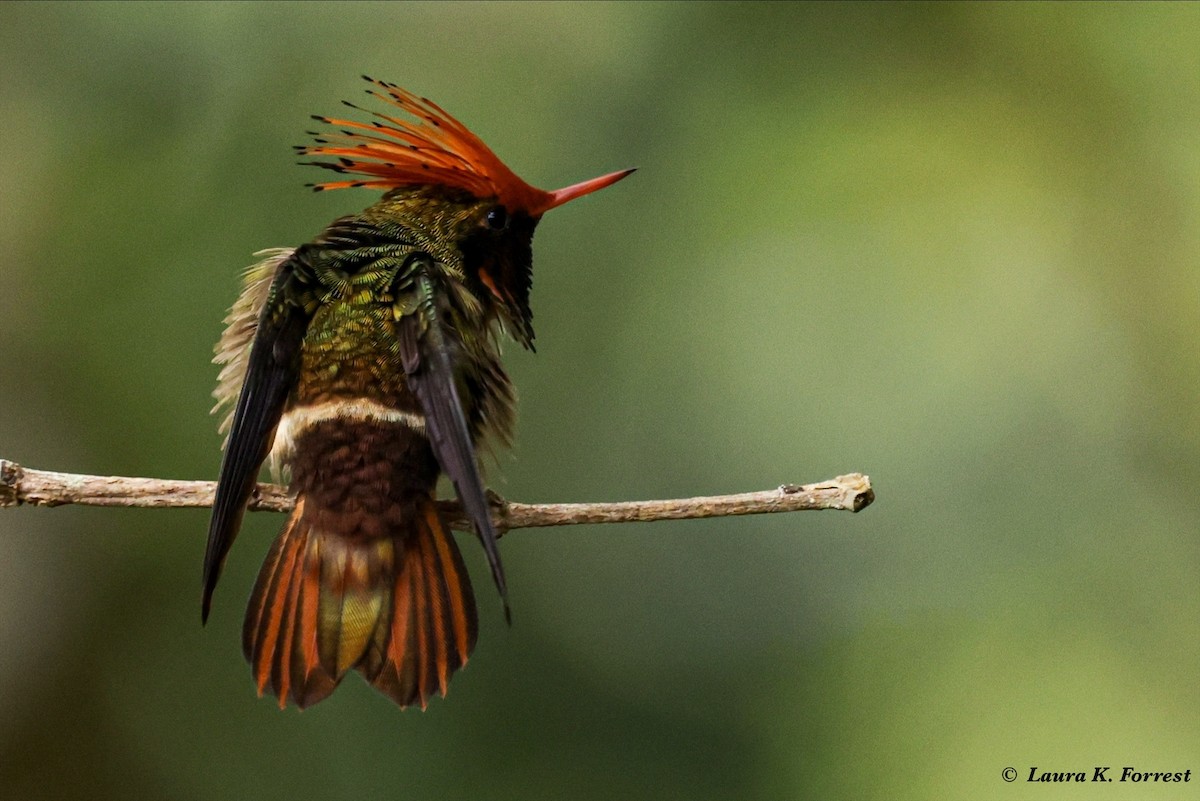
xmin=0 ymin=458 xmax=873 ymax=532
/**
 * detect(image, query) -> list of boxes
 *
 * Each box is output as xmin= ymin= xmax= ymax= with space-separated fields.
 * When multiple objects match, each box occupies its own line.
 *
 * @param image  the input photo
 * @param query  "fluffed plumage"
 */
xmin=203 ymin=77 xmax=632 ymax=709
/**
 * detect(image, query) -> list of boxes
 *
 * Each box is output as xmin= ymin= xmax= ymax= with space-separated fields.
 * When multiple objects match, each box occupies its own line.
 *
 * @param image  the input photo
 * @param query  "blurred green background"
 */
xmin=1 ymin=2 xmax=1197 ymax=799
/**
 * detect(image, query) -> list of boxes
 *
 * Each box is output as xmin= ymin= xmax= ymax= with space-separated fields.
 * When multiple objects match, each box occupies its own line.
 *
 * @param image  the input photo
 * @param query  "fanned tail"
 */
xmin=243 ymin=496 xmax=478 ymax=709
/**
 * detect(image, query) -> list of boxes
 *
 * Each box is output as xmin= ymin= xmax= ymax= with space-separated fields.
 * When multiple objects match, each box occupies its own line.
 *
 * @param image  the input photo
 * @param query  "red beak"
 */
xmin=534 ymin=168 xmax=637 ymax=215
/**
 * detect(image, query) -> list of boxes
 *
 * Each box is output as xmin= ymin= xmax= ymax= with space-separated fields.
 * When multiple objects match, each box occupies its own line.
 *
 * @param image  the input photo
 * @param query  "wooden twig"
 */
xmin=0 ymin=458 xmax=873 ymax=533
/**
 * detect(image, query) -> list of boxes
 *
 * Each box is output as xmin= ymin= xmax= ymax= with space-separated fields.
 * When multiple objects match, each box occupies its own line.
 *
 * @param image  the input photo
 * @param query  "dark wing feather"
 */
xmin=400 ymin=270 xmax=510 ymax=622
xmin=202 ymin=260 xmax=310 ymax=623
xmin=212 ymin=249 xmax=295 ymax=448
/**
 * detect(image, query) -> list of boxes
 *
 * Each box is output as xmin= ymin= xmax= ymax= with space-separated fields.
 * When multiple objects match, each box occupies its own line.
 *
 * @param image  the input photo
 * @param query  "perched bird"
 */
xmin=203 ymin=77 xmax=632 ymax=709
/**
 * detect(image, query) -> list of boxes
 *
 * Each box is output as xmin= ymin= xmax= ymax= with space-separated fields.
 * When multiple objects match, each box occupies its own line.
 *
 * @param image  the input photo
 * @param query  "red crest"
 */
xmin=299 ymin=76 xmax=632 ymax=216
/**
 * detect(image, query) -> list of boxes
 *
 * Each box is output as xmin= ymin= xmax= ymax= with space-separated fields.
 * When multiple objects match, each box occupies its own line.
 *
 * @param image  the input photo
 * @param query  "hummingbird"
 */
xmin=203 ymin=76 xmax=632 ymax=710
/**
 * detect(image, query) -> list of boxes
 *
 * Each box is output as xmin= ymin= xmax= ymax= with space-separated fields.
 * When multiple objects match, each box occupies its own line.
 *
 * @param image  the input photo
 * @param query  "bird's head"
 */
xmin=299 ymin=77 xmax=634 ymax=348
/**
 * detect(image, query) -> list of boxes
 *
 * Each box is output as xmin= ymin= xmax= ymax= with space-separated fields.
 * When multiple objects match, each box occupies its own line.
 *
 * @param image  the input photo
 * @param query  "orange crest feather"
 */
xmin=299 ymin=77 xmax=634 ymax=216
xmin=300 ymin=76 xmax=552 ymax=213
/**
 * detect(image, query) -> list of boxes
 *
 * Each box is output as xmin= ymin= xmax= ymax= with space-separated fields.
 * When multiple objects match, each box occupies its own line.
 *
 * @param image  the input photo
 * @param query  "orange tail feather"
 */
xmin=242 ymin=496 xmax=478 ymax=709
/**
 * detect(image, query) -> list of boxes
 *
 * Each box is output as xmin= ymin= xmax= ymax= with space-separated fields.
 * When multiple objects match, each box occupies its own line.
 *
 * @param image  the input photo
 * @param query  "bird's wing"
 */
xmin=203 ymin=252 xmax=312 ymax=622
xmin=398 ymin=266 xmax=510 ymax=622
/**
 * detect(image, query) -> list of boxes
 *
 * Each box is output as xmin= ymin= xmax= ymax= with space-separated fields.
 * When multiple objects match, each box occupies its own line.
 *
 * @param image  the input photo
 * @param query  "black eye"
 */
xmin=485 ymin=205 xmax=508 ymax=230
